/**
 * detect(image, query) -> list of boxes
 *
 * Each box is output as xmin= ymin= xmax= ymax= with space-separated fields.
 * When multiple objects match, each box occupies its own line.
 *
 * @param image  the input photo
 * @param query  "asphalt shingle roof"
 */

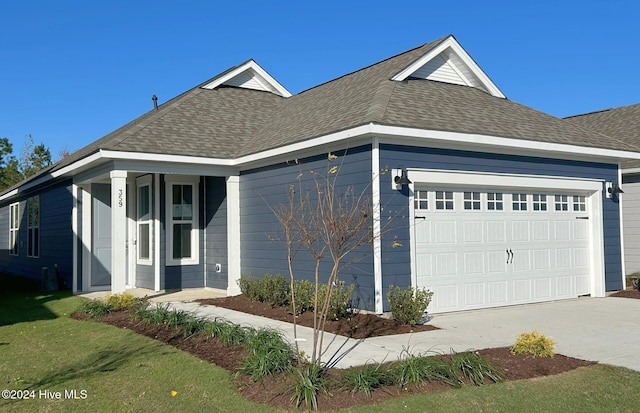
xmin=48 ymin=35 xmax=639 ymax=176
xmin=565 ymin=104 xmax=640 ymax=169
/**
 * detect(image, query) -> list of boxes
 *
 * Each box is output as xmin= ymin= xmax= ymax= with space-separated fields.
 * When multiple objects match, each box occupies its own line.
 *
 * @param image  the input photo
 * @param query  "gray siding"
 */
xmin=205 ymin=177 xmax=228 ymax=289
xmin=240 ymin=145 xmax=376 ymax=309
xmin=379 ymin=144 xmax=623 ymax=303
xmin=621 ymin=175 xmax=640 ymax=275
xmin=0 ymin=180 xmax=74 ymax=288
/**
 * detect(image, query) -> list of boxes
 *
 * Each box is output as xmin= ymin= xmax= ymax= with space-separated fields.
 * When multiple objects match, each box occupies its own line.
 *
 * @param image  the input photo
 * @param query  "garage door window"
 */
xmin=533 ymin=194 xmax=547 ymax=211
xmin=463 ymin=192 xmax=481 ymax=210
xmin=555 ymin=195 xmax=569 ymax=211
xmin=512 ymin=193 xmax=527 ymax=211
xmin=573 ymin=196 xmax=586 ymax=212
xmin=414 ymin=190 xmax=428 ymax=210
xmin=435 ymin=191 xmax=454 ymax=210
xmin=487 ymin=192 xmax=503 ymax=210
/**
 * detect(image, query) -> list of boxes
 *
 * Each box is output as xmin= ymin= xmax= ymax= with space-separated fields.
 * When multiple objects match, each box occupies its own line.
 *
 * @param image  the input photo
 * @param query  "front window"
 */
xmin=27 ymin=197 xmax=39 ymax=258
xmin=166 ymin=178 xmax=199 ymax=265
xmin=137 ymin=176 xmax=152 ymax=264
xmin=9 ymin=202 xmax=19 ymax=256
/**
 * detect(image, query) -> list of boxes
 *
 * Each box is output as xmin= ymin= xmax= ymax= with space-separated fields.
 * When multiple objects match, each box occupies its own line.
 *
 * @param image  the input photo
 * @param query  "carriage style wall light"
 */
xmin=605 ymin=181 xmax=624 ymax=199
xmin=392 ymin=167 xmax=412 ymax=190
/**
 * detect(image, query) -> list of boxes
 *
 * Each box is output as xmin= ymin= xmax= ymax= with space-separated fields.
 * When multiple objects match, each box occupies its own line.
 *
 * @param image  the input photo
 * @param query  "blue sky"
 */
xmin=1 ymin=1 xmax=638 ymax=159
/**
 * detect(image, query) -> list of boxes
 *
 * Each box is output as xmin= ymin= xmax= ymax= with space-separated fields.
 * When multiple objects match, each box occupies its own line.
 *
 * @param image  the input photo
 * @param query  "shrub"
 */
xmin=80 ymin=299 xmax=112 ymax=318
xmin=105 ymin=292 xmax=140 ymax=311
xmin=291 ymin=364 xmax=328 ymax=411
xmin=260 ymin=273 xmax=290 ymax=307
xmin=511 ymin=329 xmax=556 ymax=358
xmin=342 ymin=362 xmax=389 ymax=396
xmin=242 ymin=329 xmax=295 ymax=380
xmin=290 ymin=279 xmax=314 ymax=315
xmin=450 ymin=351 xmax=504 ymax=386
xmin=389 ymin=350 xmax=458 ymax=387
xmin=386 ymin=285 xmax=433 ymax=325
xmin=238 ymin=273 xmax=290 ymax=307
xmin=318 ymin=280 xmax=355 ymax=320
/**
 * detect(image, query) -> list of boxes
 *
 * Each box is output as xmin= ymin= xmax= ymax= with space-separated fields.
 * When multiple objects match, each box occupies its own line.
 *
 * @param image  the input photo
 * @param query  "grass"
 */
xmin=2 ymin=274 xmax=640 ymax=412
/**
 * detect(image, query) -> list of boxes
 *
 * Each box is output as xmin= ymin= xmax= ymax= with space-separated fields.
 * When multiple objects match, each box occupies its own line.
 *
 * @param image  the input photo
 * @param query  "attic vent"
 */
xmin=410 ymin=54 xmax=469 ymax=86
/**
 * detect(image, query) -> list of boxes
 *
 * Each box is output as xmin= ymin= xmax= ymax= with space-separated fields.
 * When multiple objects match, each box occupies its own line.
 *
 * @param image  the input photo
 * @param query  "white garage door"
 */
xmin=413 ymin=188 xmax=594 ymax=313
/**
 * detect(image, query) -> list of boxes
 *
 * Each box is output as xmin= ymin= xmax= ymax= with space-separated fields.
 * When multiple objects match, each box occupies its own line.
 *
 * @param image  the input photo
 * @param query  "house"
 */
xmin=2 ymin=35 xmax=639 ymax=314
xmin=565 ymin=104 xmax=640 ymax=277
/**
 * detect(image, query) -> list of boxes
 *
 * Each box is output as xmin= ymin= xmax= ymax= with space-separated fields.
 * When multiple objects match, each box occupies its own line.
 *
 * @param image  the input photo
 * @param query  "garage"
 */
xmin=408 ymin=169 xmax=606 ymax=313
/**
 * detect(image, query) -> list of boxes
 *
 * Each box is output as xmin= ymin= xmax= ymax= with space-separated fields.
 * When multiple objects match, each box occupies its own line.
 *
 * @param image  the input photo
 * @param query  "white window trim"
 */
xmin=136 ymin=175 xmax=153 ymax=266
xmin=165 ymin=176 xmax=200 ymax=266
xmin=27 ymin=196 xmax=39 ymax=258
xmin=9 ymin=202 xmax=19 ymax=256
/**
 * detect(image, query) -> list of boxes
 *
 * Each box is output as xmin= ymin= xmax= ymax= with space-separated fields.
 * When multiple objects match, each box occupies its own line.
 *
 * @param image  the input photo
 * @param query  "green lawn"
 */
xmin=2 ymin=277 xmax=640 ymax=412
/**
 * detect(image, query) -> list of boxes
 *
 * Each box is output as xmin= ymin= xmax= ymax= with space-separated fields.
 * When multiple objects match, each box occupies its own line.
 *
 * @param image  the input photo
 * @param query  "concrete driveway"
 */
xmin=169 ymin=296 xmax=640 ymax=370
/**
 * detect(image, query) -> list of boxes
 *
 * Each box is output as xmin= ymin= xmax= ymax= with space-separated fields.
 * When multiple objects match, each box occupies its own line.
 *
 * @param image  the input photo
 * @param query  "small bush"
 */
xmin=342 ymin=362 xmax=389 ymax=396
xmin=318 ymin=280 xmax=355 ymax=320
xmin=290 ymin=279 xmax=314 ymax=315
xmin=80 ymin=299 xmax=112 ymax=318
xmin=238 ymin=275 xmax=263 ymax=302
xmin=386 ymin=285 xmax=433 ymax=325
xmin=291 ymin=364 xmax=328 ymax=411
xmin=389 ymin=349 xmax=458 ymax=387
xmin=105 ymin=292 xmax=140 ymax=311
xmin=511 ymin=329 xmax=556 ymax=358
xmin=450 ymin=351 xmax=504 ymax=386
xmin=261 ymin=273 xmax=290 ymax=308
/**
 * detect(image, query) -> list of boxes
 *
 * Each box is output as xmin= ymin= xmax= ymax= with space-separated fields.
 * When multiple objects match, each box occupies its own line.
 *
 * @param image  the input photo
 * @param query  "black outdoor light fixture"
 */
xmin=394 ymin=168 xmax=412 ymax=187
xmin=606 ymin=181 xmax=624 ymax=198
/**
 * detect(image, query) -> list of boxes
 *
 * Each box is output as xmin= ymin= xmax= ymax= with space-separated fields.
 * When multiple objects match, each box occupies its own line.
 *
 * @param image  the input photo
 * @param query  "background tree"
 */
xmin=0 ymin=134 xmax=53 ymax=191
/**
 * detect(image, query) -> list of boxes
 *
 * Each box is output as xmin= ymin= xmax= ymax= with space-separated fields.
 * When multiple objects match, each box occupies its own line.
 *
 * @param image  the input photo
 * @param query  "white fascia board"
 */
xmin=392 ymin=37 xmax=506 ymax=98
xmin=201 ymin=60 xmax=292 ymax=98
xmin=370 ymin=124 xmax=640 ymax=164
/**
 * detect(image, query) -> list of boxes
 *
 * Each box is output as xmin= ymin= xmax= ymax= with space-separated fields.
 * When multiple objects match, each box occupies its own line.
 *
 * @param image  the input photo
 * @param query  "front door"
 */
xmin=91 ymin=184 xmax=112 ymax=287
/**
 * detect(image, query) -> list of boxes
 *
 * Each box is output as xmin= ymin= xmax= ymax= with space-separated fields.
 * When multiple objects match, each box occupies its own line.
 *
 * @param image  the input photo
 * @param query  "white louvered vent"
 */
xmin=410 ymin=54 xmax=468 ymax=86
xmin=223 ymin=70 xmax=272 ymax=92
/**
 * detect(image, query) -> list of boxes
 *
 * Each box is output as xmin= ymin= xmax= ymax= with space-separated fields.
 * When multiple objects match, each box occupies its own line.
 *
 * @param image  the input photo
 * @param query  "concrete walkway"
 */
xmin=166 ymin=296 xmax=640 ymax=371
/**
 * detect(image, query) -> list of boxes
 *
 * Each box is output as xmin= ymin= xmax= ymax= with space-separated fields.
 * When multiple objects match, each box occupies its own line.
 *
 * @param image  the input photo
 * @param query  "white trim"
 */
xmin=201 ymin=60 xmax=292 ymax=97
xmin=8 ymin=202 xmax=19 ymax=256
xmin=391 ymin=36 xmax=506 ymax=98
xmin=154 ymin=174 xmax=161 ymax=291
xmin=81 ymin=186 xmax=92 ymax=291
xmin=407 ymin=168 xmax=606 ymax=299
xmin=135 ymin=175 xmax=153 ymax=266
xmin=226 ymin=175 xmax=241 ymax=295
xmin=110 ymin=170 xmax=127 ymax=293
xmin=72 ymin=184 xmax=78 ymax=293
xmin=619 ymin=164 xmax=627 ymax=288
xmin=371 ymin=137 xmax=383 ymax=314
xmin=165 ymin=176 xmax=200 ymax=266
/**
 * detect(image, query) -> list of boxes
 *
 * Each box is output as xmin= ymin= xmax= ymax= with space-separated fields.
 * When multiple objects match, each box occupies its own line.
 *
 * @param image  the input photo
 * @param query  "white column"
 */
xmin=154 ymin=173 xmax=161 ymax=291
xmin=111 ymin=170 xmax=128 ymax=293
xmin=81 ymin=185 xmax=92 ymax=291
xmin=226 ymin=175 xmax=241 ymax=295
xmin=72 ymin=184 xmax=79 ymax=294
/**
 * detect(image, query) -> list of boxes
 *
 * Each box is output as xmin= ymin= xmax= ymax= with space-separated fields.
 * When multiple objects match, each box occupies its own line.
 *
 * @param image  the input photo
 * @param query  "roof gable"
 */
xmin=392 ymin=35 xmax=505 ymax=98
xmin=201 ymin=59 xmax=291 ymax=97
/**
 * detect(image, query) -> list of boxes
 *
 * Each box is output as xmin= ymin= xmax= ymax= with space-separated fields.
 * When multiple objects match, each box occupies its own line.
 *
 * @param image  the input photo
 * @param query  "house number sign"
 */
xmin=117 ymin=188 xmax=124 ymax=208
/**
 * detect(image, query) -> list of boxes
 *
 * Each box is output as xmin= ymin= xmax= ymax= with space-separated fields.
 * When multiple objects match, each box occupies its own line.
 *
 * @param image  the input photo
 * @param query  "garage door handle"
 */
xmin=415 ymin=216 xmax=427 ymax=220
xmin=506 ymin=249 xmax=514 ymax=264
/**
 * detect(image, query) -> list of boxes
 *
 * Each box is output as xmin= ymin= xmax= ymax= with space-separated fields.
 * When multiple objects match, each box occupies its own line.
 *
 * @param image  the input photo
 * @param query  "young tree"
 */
xmin=273 ymin=152 xmax=385 ymax=367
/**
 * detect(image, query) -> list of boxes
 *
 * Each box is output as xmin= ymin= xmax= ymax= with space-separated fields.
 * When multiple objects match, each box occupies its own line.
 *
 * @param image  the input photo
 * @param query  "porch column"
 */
xmin=111 ymin=170 xmax=128 ymax=293
xmin=226 ymin=175 xmax=241 ymax=295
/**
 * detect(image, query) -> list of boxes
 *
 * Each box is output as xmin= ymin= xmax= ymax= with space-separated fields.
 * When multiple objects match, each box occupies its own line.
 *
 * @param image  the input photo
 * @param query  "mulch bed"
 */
xmin=197 ymin=295 xmax=438 ymax=339
xmin=72 ymin=297 xmax=599 ymax=411
xmin=609 ymin=289 xmax=640 ymax=299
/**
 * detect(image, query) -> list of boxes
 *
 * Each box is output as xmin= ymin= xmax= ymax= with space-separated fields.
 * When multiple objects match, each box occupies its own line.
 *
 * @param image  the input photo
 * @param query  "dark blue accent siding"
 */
xmin=205 ymin=177 xmax=228 ymax=289
xmin=240 ymin=145 xmax=376 ymax=310
xmin=0 ymin=180 xmax=74 ymax=289
xmin=379 ymin=144 xmax=623 ymax=303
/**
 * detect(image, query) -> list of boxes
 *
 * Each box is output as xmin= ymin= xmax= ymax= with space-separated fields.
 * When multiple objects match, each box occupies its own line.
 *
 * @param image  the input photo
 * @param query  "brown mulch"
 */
xmin=609 ymin=289 xmax=640 ymax=299
xmin=72 ymin=297 xmax=599 ymax=411
xmin=197 ymin=295 xmax=438 ymax=339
